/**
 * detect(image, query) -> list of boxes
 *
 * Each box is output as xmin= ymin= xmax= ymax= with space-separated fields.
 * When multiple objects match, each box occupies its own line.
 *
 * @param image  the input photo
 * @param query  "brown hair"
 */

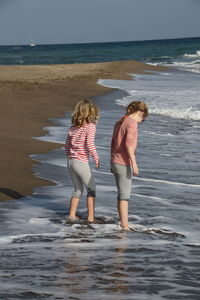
xmin=72 ymin=99 xmax=100 ymax=127
xmin=118 ymin=101 xmax=148 ymax=125
xmin=127 ymin=101 xmax=148 ymax=118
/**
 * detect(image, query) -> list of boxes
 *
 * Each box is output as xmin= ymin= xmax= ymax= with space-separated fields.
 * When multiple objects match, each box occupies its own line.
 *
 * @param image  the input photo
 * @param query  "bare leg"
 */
xmin=87 ymin=196 xmax=95 ymax=222
xmin=118 ymin=200 xmax=129 ymax=229
xmin=69 ymin=197 xmax=80 ymax=218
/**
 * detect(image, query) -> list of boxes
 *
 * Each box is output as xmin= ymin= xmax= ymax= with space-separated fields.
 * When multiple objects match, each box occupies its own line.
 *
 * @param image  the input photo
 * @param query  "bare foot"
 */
xmin=119 ymin=225 xmax=129 ymax=230
xmin=68 ymin=216 xmax=80 ymax=220
xmin=87 ymin=218 xmax=94 ymax=223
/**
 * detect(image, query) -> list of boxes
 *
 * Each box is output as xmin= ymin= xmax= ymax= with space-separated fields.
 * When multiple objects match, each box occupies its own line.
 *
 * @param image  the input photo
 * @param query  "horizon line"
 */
xmin=0 ymin=35 xmax=200 ymax=47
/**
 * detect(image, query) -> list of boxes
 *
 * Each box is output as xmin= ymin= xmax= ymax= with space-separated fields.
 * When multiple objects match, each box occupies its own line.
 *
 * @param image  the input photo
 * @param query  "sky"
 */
xmin=0 ymin=0 xmax=200 ymax=45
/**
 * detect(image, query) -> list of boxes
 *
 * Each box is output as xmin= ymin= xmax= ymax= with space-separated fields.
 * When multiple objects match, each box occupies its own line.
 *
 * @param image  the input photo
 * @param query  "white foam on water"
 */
xmin=183 ymin=50 xmax=200 ymax=58
xmin=33 ymin=126 xmax=66 ymax=144
xmin=163 ymin=50 xmax=200 ymax=73
xmin=0 ymin=230 xmax=65 ymax=245
xmin=94 ymin=169 xmax=200 ymax=192
xmin=159 ymin=153 xmax=175 ymax=157
xmin=143 ymin=130 xmax=175 ymax=137
xmin=129 ymin=224 xmax=184 ymax=236
xmin=148 ymin=50 xmax=200 ymax=74
xmin=129 ymin=214 xmax=143 ymax=221
xmin=133 ymin=193 xmax=200 ymax=213
xmin=28 ymin=217 xmax=53 ymax=225
xmin=169 ymin=61 xmax=200 ymax=74
xmin=135 ymin=177 xmax=200 ymax=188
xmin=192 ymin=59 xmax=200 ymax=64
xmin=99 ymin=70 xmax=200 ymax=121
xmin=149 ymin=106 xmax=200 ymax=120
xmin=31 ymin=154 xmax=66 ymax=167
xmin=133 ymin=193 xmax=170 ymax=202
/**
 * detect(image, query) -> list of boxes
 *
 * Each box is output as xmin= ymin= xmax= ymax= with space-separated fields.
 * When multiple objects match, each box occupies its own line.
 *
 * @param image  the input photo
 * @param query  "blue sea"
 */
xmin=0 ymin=37 xmax=200 ymax=299
xmin=1 ymin=36 xmax=200 ymax=72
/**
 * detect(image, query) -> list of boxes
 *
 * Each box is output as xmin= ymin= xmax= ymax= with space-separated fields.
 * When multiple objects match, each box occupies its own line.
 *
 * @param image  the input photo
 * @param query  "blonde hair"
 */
xmin=72 ymin=99 xmax=100 ymax=127
xmin=118 ymin=101 xmax=148 ymax=125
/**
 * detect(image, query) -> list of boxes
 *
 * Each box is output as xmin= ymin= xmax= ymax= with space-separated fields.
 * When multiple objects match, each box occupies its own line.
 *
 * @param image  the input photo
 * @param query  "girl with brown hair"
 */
xmin=111 ymin=101 xmax=148 ymax=229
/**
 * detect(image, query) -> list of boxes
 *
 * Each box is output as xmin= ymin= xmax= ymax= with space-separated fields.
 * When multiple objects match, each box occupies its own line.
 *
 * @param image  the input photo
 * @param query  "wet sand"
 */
xmin=0 ymin=60 xmax=167 ymax=200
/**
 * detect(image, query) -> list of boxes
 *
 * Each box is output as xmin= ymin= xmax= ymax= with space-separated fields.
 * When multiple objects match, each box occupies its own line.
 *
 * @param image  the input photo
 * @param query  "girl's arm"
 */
xmin=111 ymin=133 xmax=115 ymax=155
xmin=86 ymin=123 xmax=100 ymax=167
xmin=125 ymin=126 xmax=139 ymax=176
xmin=111 ymin=121 xmax=118 ymax=156
xmin=126 ymin=145 xmax=139 ymax=176
xmin=65 ymin=133 xmax=70 ymax=157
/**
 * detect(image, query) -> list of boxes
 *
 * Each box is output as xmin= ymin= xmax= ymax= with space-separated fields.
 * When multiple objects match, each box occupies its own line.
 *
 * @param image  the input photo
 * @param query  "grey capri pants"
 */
xmin=67 ymin=159 xmax=96 ymax=198
xmin=111 ymin=163 xmax=132 ymax=201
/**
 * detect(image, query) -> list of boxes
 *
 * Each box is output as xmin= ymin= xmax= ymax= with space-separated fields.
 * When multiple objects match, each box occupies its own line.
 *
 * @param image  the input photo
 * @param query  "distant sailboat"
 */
xmin=30 ymin=38 xmax=36 ymax=47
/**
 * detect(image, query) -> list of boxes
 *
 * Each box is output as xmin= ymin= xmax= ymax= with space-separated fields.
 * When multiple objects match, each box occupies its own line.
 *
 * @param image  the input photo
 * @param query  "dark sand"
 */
xmin=0 ymin=60 xmax=167 ymax=200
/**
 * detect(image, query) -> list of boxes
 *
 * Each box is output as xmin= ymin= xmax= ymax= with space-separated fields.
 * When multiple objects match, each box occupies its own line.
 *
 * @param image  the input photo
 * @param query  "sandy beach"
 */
xmin=0 ymin=60 xmax=167 ymax=201
xmin=1 ymin=48 xmax=200 ymax=299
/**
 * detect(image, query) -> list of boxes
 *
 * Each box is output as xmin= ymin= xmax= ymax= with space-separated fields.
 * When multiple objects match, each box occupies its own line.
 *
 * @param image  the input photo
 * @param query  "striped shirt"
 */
xmin=65 ymin=122 xmax=99 ymax=166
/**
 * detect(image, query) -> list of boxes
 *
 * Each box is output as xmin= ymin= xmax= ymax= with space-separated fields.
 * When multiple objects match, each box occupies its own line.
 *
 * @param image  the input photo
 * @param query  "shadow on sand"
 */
xmin=0 ymin=188 xmax=25 ymax=200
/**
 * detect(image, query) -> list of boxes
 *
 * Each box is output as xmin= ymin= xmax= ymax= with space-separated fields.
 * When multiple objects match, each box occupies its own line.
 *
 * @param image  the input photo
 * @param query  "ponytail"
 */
xmin=118 ymin=115 xmax=127 ymax=126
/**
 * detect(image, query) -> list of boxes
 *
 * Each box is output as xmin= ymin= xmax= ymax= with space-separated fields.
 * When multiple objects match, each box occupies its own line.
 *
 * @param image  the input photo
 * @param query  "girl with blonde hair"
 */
xmin=111 ymin=101 xmax=148 ymax=229
xmin=65 ymin=99 xmax=100 ymax=222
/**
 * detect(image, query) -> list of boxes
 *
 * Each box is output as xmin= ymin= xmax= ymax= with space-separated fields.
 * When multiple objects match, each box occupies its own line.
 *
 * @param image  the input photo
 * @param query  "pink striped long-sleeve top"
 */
xmin=65 ymin=122 xmax=99 ymax=166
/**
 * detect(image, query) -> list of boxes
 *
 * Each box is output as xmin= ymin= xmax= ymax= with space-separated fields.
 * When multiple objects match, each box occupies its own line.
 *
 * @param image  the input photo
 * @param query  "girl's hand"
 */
xmin=96 ymin=162 xmax=100 ymax=169
xmin=133 ymin=165 xmax=139 ymax=176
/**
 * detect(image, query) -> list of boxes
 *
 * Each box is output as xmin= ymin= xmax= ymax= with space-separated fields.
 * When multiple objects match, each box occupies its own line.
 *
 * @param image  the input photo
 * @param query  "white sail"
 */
xmin=30 ymin=38 xmax=36 ymax=47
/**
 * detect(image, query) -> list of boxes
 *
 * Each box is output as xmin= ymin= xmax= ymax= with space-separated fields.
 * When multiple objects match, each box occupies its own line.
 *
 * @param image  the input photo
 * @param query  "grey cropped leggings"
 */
xmin=67 ymin=159 xmax=96 ymax=199
xmin=111 ymin=163 xmax=132 ymax=201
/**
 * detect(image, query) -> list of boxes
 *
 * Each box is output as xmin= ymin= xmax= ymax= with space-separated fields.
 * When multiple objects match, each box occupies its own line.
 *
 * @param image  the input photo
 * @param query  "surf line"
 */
xmin=135 ymin=177 xmax=200 ymax=188
xmin=93 ymin=169 xmax=200 ymax=188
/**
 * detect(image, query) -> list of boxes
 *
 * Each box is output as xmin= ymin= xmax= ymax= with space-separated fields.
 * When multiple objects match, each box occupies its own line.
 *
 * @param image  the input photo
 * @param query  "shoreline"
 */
xmin=0 ymin=60 xmax=167 ymax=201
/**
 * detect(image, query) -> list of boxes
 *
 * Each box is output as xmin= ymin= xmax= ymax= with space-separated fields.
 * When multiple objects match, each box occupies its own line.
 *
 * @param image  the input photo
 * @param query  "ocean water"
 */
xmin=1 ymin=37 xmax=200 ymax=72
xmin=0 ymin=38 xmax=200 ymax=299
